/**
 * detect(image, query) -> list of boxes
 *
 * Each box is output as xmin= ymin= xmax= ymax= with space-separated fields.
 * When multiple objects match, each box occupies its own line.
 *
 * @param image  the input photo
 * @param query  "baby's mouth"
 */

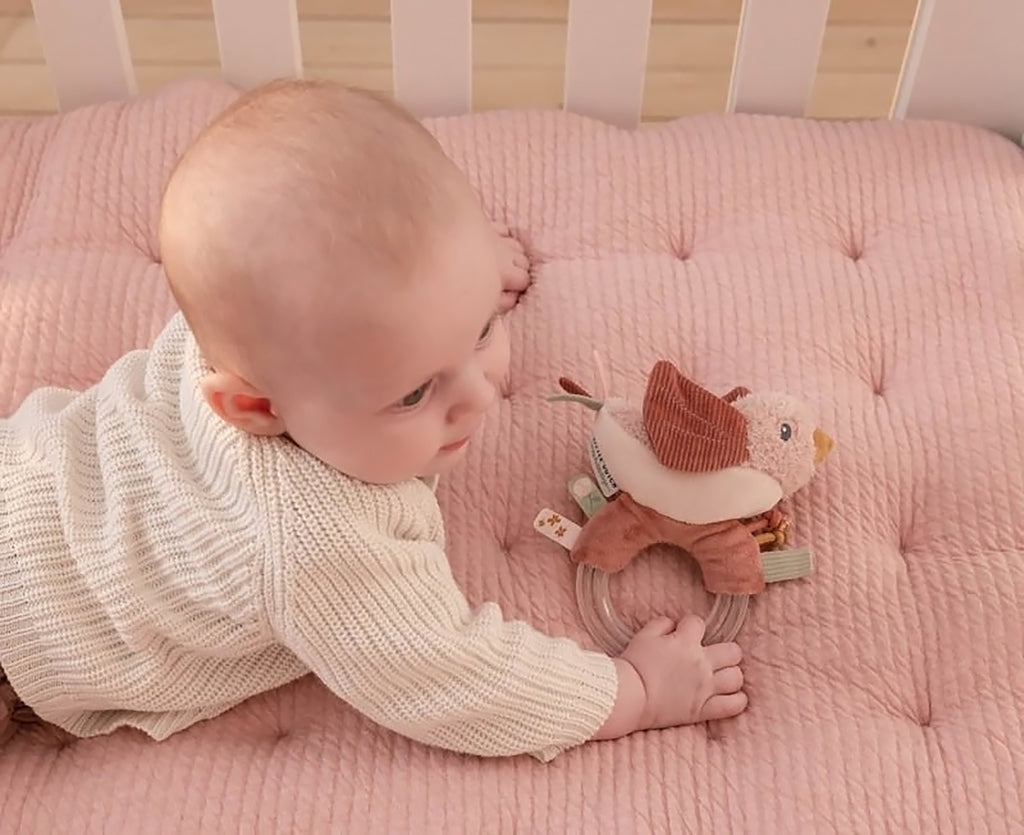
xmin=440 ymin=437 xmax=470 ymax=453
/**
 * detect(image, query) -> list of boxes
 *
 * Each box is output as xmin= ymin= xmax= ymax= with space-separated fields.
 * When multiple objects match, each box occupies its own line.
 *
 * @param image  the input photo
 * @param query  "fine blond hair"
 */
xmin=158 ymin=79 xmax=476 ymax=383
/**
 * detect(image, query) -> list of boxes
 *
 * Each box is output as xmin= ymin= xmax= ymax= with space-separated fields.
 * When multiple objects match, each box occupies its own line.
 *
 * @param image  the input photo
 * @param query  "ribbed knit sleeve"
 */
xmin=265 ymin=472 xmax=618 ymax=762
xmin=0 ymin=309 xmax=616 ymax=757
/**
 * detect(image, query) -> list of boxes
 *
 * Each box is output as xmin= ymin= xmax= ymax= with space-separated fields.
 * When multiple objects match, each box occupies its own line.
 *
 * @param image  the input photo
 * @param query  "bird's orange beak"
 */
xmin=813 ymin=428 xmax=834 ymax=464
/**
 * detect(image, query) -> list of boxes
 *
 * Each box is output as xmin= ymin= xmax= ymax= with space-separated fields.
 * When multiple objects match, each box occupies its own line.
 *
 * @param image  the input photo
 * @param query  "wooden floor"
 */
xmin=0 ymin=0 xmax=919 ymax=120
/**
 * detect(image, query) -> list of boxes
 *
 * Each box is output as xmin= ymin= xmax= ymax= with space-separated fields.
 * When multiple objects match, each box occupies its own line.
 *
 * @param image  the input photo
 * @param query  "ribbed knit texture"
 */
xmin=0 ymin=79 xmax=1022 ymax=833
xmin=641 ymin=360 xmax=749 ymax=472
xmin=0 ymin=310 xmax=617 ymax=761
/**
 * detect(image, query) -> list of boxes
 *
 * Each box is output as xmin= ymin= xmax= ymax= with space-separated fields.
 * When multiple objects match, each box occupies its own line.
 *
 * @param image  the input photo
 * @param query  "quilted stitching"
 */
xmin=0 ymin=79 xmax=1021 ymax=833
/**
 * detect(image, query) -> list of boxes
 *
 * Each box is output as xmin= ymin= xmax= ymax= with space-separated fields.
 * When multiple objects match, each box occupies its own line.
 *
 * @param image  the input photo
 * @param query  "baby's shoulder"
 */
xmin=273 ymin=453 xmax=445 ymax=547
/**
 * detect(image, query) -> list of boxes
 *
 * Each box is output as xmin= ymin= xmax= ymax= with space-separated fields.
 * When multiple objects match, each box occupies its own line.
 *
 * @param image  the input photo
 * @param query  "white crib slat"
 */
xmin=727 ymin=0 xmax=830 ymax=116
xmin=390 ymin=0 xmax=471 ymax=117
xmin=211 ymin=0 xmax=303 ymax=89
xmin=563 ymin=0 xmax=652 ymax=128
xmin=892 ymin=0 xmax=1024 ymax=141
xmin=28 ymin=0 xmax=135 ymax=111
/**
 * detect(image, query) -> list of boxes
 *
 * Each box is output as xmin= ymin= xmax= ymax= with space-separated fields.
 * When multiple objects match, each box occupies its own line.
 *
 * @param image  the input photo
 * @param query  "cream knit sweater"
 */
xmin=0 ymin=313 xmax=618 ymax=761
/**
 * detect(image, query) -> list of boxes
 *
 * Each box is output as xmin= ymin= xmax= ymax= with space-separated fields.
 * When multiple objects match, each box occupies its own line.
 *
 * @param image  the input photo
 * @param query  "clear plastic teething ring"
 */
xmin=575 ymin=562 xmax=750 ymax=655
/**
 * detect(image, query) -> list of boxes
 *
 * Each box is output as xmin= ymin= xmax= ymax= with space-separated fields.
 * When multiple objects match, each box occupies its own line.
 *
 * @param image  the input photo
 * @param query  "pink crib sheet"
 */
xmin=0 ymin=79 xmax=1021 ymax=833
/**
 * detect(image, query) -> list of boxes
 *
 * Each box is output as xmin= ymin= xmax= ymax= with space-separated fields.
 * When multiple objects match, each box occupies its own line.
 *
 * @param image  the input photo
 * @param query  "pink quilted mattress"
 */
xmin=1 ymin=79 xmax=1022 ymax=833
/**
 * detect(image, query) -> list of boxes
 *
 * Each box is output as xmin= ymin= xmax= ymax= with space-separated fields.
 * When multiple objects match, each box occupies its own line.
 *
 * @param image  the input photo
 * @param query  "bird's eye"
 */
xmin=780 ymin=423 xmax=793 ymax=441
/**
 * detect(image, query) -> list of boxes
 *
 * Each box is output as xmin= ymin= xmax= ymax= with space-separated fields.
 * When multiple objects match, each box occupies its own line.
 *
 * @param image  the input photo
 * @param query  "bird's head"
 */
xmin=729 ymin=391 xmax=834 ymax=496
xmin=550 ymin=357 xmax=834 ymax=510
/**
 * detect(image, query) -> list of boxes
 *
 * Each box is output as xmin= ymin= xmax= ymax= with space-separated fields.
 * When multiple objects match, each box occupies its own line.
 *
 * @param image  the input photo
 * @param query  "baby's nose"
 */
xmin=448 ymin=369 xmax=495 ymax=420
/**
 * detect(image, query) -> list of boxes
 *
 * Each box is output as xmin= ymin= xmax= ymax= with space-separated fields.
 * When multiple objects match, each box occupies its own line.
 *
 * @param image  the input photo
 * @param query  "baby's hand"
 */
xmin=594 ymin=614 xmax=747 ymax=741
xmin=492 ymin=223 xmax=531 ymax=313
xmin=624 ymin=615 xmax=747 ymax=728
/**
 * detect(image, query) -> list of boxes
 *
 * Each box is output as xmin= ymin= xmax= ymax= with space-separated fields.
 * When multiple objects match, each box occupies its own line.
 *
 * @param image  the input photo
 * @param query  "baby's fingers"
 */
xmin=499 ymin=258 xmax=531 ymax=292
xmin=501 ymin=270 xmax=530 ymax=294
xmin=506 ymin=240 xmax=530 ymax=270
xmin=671 ymin=614 xmax=706 ymax=645
xmin=498 ymin=290 xmax=521 ymax=314
xmin=636 ymin=615 xmax=676 ymax=638
xmin=700 ymin=691 xmax=749 ymax=722
xmin=712 ymin=665 xmax=744 ymax=695
xmin=705 ymin=640 xmax=743 ymax=670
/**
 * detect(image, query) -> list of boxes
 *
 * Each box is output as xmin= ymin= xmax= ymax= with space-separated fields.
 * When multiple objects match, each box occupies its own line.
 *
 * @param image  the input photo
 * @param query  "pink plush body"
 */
xmin=1 ymin=79 xmax=1021 ymax=832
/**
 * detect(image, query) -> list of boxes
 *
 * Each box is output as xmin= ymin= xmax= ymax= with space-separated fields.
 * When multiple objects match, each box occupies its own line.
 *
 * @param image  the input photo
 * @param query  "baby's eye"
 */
xmin=398 ymin=380 xmax=432 ymax=409
xmin=477 ymin=316 xmax=496 ymax=346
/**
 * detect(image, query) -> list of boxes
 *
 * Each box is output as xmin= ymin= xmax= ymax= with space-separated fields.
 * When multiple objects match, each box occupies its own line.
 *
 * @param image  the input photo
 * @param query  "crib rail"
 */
xmin=210 ymin=0 xmax=302 ymax=91
xmin=563 ymin=0 xmax=652 ymax=128
xmin=28 ymin=0 xmax=136 ymax=110
xmin=391 ymin=0 xmax=472 ymax=117
xmin=891 ymin=0 xmax=1024 ymax=140
xmin=726 ymin=0 xmax=830 ymax=117
xmin=24 ymin=0 xmax=1024 ymax=141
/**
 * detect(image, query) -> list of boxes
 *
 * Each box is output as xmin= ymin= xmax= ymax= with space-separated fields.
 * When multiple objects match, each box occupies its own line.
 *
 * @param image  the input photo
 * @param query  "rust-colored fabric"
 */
xmin=569 ymin=492 xmax=767 ymax=595
xmin=722 ymin=385 xmax=751 ymax=403
xmin=558 ymin=377 xmax=592 ymax=397
xmin=641 ymin=361 xmax=749 ymax=473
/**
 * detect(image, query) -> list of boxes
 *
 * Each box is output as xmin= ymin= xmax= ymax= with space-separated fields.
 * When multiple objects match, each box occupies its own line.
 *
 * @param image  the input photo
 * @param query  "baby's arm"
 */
xmin=269 ymin=510 xmax=746 ymax=759
xmin=269 ymin=524 xmax=619 ymax=761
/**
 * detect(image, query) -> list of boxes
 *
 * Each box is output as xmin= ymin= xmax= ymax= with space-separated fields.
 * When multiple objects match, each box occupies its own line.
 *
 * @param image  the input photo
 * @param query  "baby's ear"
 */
xmin=200 ymin=371 xmax=286 ymax=436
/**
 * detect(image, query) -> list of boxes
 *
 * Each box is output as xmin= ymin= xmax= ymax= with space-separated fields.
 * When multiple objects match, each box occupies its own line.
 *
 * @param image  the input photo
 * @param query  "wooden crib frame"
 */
xmin=27 ymin=0 xmax=1024 ymax=142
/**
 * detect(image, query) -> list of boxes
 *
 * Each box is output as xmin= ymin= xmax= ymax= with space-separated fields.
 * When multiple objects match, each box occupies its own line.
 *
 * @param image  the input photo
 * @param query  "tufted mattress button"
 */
xmin=843 ymin=231 xmax=864 ymax=261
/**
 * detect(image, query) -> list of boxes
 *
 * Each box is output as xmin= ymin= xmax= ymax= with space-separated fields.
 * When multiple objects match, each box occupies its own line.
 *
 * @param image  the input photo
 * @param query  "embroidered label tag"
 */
xmin=588 ymin=437 xmax=619 ymax=497
xmin=533 ymin=509 xmax=581 ymax=550
xmin=760 ymin=546 xmax=814 ymax=583
xmin=568 ymin=473 xmax=607 ymax=519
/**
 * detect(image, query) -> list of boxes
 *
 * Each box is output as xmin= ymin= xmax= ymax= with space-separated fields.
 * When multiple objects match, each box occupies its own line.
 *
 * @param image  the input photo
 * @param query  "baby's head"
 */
xmin=158 ymin=79 xmax=508 ymax=484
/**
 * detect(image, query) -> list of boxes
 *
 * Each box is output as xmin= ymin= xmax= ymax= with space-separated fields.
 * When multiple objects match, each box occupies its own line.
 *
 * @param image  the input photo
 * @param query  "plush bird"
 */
xmin=552 ymin=359 xmax=833 ymax=596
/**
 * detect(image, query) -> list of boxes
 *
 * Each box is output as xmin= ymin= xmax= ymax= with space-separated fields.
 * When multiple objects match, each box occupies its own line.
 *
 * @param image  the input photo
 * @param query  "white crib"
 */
xmin=27 ymin=0 xmax=1024 ymax=141
xmin=4 ymin=3 xmax=1024 ymax=833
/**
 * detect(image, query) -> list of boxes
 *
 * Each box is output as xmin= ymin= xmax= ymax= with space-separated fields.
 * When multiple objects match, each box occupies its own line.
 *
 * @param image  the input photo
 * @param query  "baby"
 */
xmin=0 ymin=79 xmax=747 ymax=760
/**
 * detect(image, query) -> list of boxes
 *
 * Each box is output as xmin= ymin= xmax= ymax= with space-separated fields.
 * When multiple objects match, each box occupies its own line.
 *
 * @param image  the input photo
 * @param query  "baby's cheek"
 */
xmin=485 ymin=322 xmax=512 ymax=381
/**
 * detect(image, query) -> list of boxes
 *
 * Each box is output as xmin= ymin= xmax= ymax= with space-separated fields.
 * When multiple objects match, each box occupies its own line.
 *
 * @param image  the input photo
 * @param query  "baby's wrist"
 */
xmin=592 ymin=657 xmax=648 ymax=740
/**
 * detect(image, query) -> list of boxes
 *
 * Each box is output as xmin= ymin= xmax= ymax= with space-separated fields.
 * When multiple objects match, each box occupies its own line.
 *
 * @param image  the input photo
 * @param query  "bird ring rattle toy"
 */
xmin=534 ymin=355 xmax=833 ymax=655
